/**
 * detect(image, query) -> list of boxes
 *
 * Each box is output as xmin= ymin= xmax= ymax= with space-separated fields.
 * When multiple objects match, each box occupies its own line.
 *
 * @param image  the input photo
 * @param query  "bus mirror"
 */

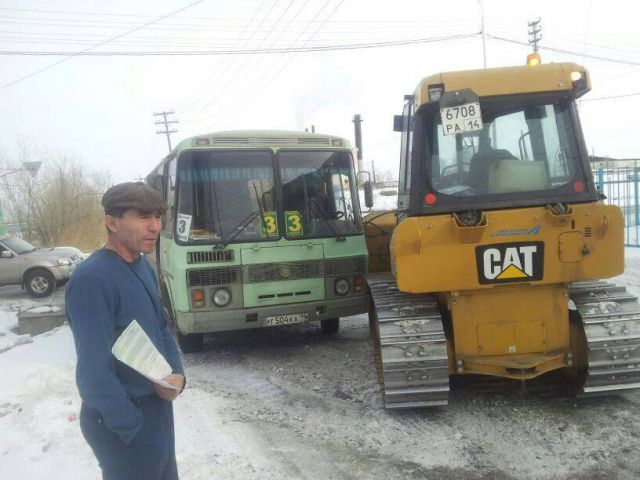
xmin=364 ymin=181 xmax=374 ymax=208
xmin=393 ymin=115 xmax=404 ymax=132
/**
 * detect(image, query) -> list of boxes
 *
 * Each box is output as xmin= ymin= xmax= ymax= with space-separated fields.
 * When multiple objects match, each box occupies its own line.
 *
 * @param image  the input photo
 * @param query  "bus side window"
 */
xmin=164 ymin=158 xmax=177 ymax=232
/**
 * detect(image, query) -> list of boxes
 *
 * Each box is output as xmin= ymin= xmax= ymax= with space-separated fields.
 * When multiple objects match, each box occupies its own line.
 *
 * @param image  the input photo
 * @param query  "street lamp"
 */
xmin=0 ymin=162 xmax=42 ymax=235
xmin=0 ymin=161 xmax=41 ymax=179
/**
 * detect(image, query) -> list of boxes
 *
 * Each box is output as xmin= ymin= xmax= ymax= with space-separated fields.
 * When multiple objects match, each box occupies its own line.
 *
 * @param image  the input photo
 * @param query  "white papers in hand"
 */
xmin=111 ymin=319 xmax=179 ymax=390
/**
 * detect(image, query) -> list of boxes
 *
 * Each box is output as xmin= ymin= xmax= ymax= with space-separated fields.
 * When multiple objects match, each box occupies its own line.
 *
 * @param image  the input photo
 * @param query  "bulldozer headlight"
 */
xmin=571 ymin=70 xmax=589 ymax=98
xmin=428 ymin=85 xmax=443 ymax=102
xmin=334 ymin=278 xmax=349 ymax=296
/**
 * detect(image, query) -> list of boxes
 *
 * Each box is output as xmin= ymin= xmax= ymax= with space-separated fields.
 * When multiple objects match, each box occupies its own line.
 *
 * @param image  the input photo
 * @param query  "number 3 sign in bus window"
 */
xmin=260 ymin=211 xmax=279 ymax=237
xmin=285 ymin=211 xmax=304 ymax=236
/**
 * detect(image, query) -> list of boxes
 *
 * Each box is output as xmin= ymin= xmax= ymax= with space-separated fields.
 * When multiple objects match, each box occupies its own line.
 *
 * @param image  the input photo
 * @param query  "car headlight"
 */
xmin=57 ymin=257 xmax=71 ymax=266
xmin=334 ymin=278 xmax=349 ymax=296
xmin=212 ymin=288 xmax=231 ymax=307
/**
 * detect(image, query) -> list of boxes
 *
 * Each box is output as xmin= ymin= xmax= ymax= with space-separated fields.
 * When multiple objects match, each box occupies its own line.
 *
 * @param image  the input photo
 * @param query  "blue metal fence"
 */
xmin=594 ymin=164 xmax=640 ymax=247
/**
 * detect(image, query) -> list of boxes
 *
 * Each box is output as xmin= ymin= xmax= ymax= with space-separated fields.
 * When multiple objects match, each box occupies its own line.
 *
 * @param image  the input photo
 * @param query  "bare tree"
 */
xmin=0 ymin=149 xmax=111 ymax=252
xmin=374 ymin=168 xmax=398 ymax=186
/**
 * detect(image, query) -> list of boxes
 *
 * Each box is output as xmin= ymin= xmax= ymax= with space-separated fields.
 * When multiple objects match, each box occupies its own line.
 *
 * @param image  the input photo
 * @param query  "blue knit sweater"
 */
xmin=66 ymin=248 xmax=184 ymax=444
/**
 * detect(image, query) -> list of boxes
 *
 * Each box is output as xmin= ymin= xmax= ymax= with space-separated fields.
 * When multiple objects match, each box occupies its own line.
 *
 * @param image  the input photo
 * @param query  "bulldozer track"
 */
xmin=368 ymin=274 xmax=449 ymax=408
xmin=570 ymin=281 xmax=640 ymax=395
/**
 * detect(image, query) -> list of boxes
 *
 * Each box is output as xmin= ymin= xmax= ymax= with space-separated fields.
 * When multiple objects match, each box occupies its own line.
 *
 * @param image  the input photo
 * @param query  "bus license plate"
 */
xmin=265 ymin=313 xmax=308 ymax=326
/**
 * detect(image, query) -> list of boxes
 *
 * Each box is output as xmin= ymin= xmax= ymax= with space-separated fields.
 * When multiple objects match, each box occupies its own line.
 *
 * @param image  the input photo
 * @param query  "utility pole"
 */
xmin=528 ymin=18 xmax=542 ymax=53
xmin=154 ymin=111 xmax=178 ymax=152
xmin=476 ymin=0 xmax=487 ymax=68
xmin=352 ymin=114 xmax=364 ymax=175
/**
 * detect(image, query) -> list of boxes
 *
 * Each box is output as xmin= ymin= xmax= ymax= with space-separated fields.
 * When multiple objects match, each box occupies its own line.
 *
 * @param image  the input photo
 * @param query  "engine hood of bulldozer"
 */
xmin=391 ymin=203 xmax=624 ymax=293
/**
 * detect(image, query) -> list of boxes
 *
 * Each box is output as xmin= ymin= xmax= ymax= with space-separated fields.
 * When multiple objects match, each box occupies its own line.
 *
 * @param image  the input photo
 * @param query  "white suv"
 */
xmin=0 ymin=235 xmax=84 ymax=297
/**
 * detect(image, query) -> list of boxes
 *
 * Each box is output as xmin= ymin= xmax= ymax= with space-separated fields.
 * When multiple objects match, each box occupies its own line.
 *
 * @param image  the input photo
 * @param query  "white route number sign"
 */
xmin=440 ymin=102 xmax=483 ymax=136
xmin=176 ymin=213 xmax=192 ymax=242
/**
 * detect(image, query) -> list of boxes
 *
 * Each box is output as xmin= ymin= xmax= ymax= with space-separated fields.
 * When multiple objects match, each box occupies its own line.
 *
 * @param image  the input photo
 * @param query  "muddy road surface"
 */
xmin=180 ymin=314 xmax=640 ymax=480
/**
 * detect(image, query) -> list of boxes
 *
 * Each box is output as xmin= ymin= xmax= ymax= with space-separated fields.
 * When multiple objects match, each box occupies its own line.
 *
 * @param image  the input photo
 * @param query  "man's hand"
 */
xmin=154 ymin=373 xmax=185 ymax=401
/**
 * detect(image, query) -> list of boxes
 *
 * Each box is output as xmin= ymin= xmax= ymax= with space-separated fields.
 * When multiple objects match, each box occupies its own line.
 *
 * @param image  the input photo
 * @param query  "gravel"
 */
xmin=181 ymin=314 xmax=640 ymax=480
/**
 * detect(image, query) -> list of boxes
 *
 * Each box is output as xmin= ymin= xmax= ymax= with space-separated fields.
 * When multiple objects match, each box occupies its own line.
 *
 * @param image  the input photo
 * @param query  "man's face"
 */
xmin=107 ymin=209 xmax=162 ymax=257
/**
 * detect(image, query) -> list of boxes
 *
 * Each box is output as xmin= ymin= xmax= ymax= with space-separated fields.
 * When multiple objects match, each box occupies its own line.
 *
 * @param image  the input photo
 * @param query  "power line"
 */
xmin=175 ymin=0 xmax=271 ymax=115
xmin=190 ymin=32 xmax=477 ymax=129
xmin=0 ymin=33 xmax=480 ymax=56
xmin=0 ymin=12 xmax=478 ymax=29
xmin=0 ymin=26 xmax=481 ymax=45
xmin=542 ymin=34 xmax=640 ymax=57
xmin=487 ymin=33 xmax=640 ymax=66
xmin=0 ymin=5 xmax=489 ymax=25
xmin=0 ymin=14 xmax=480 ymax=31
xmin=204 ymin=0 xmax=346 ymax=127
xmin=181 ymin=0 xmax=308 ymax=123
xmin=180 ymin=0 xmax=286 ymax=120
xmin=0 ymin=26 xmax=480 ymax=42
xmin=582 ymin=91 xmax=640 ymax=102
xmin=184 ymin=0 xmax=336 ymax=128
xmin=0 ymin=0 xmax=206 ymax=91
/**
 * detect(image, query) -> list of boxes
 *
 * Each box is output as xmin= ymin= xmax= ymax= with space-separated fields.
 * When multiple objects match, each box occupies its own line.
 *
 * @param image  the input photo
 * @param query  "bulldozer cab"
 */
xmin=396 ymin=64 xmax=599 ymax=218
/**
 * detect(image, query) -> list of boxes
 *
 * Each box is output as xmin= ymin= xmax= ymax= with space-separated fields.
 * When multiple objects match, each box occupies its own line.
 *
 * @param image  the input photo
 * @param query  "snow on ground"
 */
xmin=2 ymin=251 xmax=640 ymax=479
xmin=359 ymin=185 xmax=398 ymax=213
xmin=616 ymin=247 xmax=640 ymax=297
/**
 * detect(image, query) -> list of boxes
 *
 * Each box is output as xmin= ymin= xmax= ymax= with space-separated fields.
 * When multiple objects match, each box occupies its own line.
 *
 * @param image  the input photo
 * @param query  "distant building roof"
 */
xmin=589 ymin=155 xmax=640 ymax=164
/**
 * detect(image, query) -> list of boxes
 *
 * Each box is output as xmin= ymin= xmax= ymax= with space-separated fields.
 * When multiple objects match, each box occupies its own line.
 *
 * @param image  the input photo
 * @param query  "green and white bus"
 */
xmin=146 ymin=130 xmax=369 ymax=352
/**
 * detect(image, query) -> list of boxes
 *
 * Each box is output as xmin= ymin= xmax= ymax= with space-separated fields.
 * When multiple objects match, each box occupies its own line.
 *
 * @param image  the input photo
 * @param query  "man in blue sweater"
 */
xmin=66 ymin=182 xmax=185 ymax=480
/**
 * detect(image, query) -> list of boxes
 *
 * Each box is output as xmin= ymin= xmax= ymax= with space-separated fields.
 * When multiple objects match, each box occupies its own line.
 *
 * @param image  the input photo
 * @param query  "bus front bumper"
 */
xmin=175 ymin=294 xmax=369 ymax=334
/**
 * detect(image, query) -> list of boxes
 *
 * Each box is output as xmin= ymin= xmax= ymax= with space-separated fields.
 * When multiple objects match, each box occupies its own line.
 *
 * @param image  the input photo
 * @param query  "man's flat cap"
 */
xmin=101 ymin=182 xmax=167 ymax=213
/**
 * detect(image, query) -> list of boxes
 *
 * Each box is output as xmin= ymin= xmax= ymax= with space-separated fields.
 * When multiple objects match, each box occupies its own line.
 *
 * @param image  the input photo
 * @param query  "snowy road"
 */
xmin=2 ymin=253 xmax=640 ymax=479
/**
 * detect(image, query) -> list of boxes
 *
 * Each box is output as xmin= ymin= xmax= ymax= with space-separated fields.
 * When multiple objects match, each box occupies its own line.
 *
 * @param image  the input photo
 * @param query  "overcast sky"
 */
xmin=1 ymin=0 xmax=638 ymax=183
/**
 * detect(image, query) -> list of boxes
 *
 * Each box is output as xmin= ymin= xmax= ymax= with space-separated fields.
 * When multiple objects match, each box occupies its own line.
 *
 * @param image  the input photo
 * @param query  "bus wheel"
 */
xmin=321 ymin=318 xmax=339 ymax=334
xmin=177 ymin=331 xmax=204 ymax=353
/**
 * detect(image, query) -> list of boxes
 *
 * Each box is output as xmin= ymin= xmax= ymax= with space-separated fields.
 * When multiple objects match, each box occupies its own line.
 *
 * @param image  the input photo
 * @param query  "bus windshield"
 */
xmin=279 ymin=150 xmax=361 ymax=238
xmin=177 ymin=150 xmax=275 ymax=243
xmin=427 ymin=99 xmax=582 ymax=198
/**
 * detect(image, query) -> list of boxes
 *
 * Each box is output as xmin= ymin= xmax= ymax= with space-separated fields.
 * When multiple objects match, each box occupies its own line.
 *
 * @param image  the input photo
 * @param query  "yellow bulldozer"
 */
xmin=364 ymin=60 xmax=640 ymax=408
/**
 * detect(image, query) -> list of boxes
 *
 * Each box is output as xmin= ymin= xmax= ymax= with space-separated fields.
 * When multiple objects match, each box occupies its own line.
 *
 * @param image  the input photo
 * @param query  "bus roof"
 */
xmin=414 ymin=62 xmax=590 ymax=108
xmin=172 ymin=130 xmax=352 ymax=154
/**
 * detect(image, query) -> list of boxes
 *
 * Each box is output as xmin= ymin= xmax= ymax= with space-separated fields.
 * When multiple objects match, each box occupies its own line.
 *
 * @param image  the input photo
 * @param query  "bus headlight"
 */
xmin=334 ymin=278 xmax=349 ymax=296
xmin=212 ymin=288 xmax=231 ymax=307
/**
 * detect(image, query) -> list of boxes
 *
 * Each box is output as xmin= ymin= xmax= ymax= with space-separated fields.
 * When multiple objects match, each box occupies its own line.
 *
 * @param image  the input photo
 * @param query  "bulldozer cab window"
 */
xmin=428 ymin=100 xmax=580 ymax=197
